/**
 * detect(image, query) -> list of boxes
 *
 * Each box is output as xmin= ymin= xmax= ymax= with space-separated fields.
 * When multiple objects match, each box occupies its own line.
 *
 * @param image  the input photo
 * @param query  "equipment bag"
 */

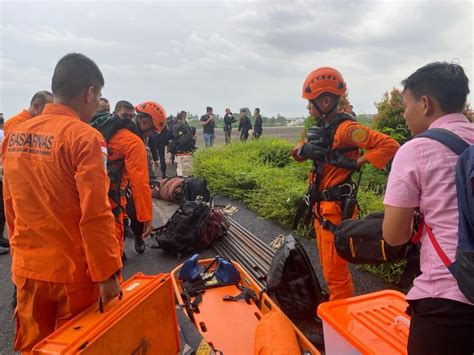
xmin=154 ymin=201 xmax=228 ymax=255
xmin=155 ymin=177 xmax=185 ymax=203
xmin=415 ymin=128 xmax=474 ymax=303
xmin=334 ymin=212 xmax=411 ymax=265
xmin=183 ymin=177 xmax=211 ymax=202
xmin=254 ymin=311 xmax=301 ymax=355
xmin=267 ymin=234 xmax=324 ymax=321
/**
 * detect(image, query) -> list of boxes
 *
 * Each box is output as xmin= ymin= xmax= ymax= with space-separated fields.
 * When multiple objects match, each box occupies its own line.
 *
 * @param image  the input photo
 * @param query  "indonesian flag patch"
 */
xmin=99 ymin=140 xmax=108 ymax=155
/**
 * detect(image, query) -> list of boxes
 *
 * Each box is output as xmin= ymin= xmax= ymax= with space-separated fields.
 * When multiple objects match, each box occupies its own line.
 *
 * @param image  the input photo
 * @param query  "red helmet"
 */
xmin=135 ymin=101 xmax=167 ymax=133
xmin=302 ymin=67 xmax=346 ymax=100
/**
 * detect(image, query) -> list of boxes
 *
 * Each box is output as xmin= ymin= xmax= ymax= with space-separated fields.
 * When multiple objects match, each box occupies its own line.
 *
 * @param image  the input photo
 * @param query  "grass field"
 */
xmin=193 ymin=126 xmax=304 ymax=148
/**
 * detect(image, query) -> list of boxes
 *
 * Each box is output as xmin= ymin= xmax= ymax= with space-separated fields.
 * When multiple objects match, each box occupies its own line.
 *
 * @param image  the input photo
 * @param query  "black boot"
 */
xmin=123 ymin=218 xmax=135 ymax=240
xmin=0 ymin=237 xmax=9 ymax=248
xmin=134 ymin=234 xmax=145 ymax=254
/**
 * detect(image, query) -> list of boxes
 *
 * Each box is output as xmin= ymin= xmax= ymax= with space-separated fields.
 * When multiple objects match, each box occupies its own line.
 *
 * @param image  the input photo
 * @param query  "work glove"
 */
xmin=297 ymin=141 xmax=327 ymax=161
xmin=327 ymin=150 xmax=358 ymax=171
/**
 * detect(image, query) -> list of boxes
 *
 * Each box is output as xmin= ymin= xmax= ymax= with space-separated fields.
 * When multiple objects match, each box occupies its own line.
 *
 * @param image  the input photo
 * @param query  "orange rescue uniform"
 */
xmin=292 ymin=120 xmax=399 ymax=301
xmin=2 ymin=103 xmax=122 ymax=353
xmin=4 ymin=109 xmax=34 ymax=136
xmin=107 ymin=129 xmax=152 ymax=254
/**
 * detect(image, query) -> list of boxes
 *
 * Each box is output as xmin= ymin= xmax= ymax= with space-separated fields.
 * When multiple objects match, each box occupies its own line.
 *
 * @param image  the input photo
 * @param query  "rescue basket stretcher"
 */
xmin=171 ymin=258 xmax=320 ymax=355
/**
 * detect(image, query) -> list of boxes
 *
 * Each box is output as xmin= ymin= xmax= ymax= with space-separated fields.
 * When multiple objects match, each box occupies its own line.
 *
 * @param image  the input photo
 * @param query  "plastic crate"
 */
xmin=317 ymin=290 xmax=410 ymax=355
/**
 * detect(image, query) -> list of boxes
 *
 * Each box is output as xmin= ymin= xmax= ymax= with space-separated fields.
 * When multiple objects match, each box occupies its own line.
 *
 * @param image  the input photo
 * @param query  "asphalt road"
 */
xmin=0 ymin=195 xmax=400 ymax=354
xmin=0 ymin=143 xmax=401 ymax=354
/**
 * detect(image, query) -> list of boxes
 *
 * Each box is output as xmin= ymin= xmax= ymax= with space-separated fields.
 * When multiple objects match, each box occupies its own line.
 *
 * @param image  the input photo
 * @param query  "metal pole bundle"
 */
xmin=213 ymin=216 xmax=277 ymax=289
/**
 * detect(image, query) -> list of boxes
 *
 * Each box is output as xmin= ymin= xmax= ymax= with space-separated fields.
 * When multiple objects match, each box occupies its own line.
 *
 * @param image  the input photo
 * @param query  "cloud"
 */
xmin=0 ymin=1 xmax=472 ymax=117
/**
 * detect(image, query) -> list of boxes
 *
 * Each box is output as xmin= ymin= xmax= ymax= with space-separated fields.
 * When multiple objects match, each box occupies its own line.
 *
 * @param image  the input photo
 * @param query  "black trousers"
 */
xmin=407 ymin=297 xmax=474 ymax=355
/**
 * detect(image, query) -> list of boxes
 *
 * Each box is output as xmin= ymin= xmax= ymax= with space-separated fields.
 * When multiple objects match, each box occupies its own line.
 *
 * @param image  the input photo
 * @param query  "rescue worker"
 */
xmin=238 ymin=109 xmax=252 ymax=141
xmin=0 ymin=114 xmax=6 ymax=252
xmin=4 ymin=91 xmax=53 ymax=135
xmin=131 ymin=101 xmax=168 ymax=247
xmin=253 ymin=108 xmax=263 ymax=139
xmin=112 ymin=100 xmax=139 ymax=244
xmin=292 ymin=67 xmax=399 ymax=301
xmin=92 ymin=100 xmax=153 ymax=258
xmin=3 ymin=53 xmax=122 ymax=353
xmin=98 ymin=97 xmax=110 ymax=113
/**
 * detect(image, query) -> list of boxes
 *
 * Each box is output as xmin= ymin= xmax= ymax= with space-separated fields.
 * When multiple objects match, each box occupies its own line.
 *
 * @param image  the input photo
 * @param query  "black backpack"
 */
xmin=89 ymin=112 xmax=140 ymax=217
xmin=183 ymin=177 xmax=211 ymax=202
xmin=267 ymin=235 xmax=324 ymax=321
xmin=154 ymin=201 xmax=226 ymax=254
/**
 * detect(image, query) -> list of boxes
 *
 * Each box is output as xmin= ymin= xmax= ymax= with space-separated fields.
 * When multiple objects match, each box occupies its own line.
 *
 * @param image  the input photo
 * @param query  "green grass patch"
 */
xmin=193 ymin=137 xmax=383 ymax=227
xmin=193 ymin=138 xmax=407 ymax=285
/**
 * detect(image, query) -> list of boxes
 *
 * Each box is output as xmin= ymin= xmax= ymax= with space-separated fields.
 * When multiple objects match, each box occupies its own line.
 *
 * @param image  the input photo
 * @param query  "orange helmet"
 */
xmin=302 ymin=67 xmax=346 ymax=100
xmin=135 ymin=101 xmax=167 ymax=133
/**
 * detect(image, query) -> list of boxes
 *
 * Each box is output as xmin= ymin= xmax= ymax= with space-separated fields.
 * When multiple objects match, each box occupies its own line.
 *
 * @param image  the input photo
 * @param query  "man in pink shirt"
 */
xmin=383 ymin=62 xmax=473 ymax=354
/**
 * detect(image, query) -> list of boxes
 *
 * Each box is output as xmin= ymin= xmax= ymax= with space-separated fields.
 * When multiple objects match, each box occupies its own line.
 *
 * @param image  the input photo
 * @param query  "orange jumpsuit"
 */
xmin=4 ymin=109 xmax=34 ymax=136
xmin=292 ymin=120 xmax=399 ymax=300
xmin=2 ymin=103 xmax=122 ymax=353
xmin=107 ymin=129 xmax=152 ymax=254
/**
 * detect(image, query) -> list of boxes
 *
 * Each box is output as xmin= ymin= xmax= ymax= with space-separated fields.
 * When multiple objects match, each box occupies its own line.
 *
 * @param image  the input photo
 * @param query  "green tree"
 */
xmin=338 ymin=91 xmax=351 ymax=113
xmin=372 ymin=88 xmax=410 ymax=143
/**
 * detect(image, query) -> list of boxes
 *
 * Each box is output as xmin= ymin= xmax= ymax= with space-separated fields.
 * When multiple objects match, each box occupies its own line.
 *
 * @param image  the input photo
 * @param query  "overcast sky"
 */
xmin=1 ymin=0 xmax=472 ymax=118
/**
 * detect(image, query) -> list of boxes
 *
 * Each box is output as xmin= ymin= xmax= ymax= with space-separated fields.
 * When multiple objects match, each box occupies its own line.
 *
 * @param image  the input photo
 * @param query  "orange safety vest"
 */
xmin=107 ymin=129 xmax=152 ymax=222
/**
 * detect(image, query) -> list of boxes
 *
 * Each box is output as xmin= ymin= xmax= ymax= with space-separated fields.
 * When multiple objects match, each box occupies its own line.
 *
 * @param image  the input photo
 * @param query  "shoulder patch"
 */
xmin=350 ymin=127 xmax=368 ymax=143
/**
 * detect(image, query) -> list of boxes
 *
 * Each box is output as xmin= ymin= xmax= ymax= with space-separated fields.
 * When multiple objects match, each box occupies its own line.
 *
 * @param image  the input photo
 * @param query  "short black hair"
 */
xmin=255 ymin=108 xmax=260 ymax=113
xmin=30 ymin=91 xmax=53 ymax=106
xmin=100 ymin=97 xmax=109 ymax=103
xmin=402 ymin=61 xmax=470 ymax=114
xmin=52 ymin=53 xmax=104 ymax=100
xmin=114 ymin=100 xmax=134 ymax=113
xmin=206 ymin=106 xmax=213 ymax=112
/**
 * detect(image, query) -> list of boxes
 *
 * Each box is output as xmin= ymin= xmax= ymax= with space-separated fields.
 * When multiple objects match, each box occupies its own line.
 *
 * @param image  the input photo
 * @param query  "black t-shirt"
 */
xmin=254 ymin=114 xmax=263 ymax=133
xmin=239 ymin=115 xmax=252 ymax=132
xmin=224 ymin=113 xmax=235 ymax=130
xmin=200 ymin=114 xmax=215 ymax=134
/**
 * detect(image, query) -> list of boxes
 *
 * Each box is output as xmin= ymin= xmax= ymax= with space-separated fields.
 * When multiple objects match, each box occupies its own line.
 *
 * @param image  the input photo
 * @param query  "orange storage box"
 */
xmin=32 ymin=273 xmax=180 ymax=354
xmin=317 ymin=290 xmax=410 ymax=355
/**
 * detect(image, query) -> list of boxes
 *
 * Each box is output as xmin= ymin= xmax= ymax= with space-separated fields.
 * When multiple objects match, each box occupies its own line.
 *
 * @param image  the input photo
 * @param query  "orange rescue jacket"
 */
xmin=2 ymin=103 xmax=122 ymax=283
xmin=292 ymin=119 xmax=400 ymax=190
xmin=4 ymin=109 xmax=33 ymax=136
xmin=107 ymin=129 xmax=152 ymax=222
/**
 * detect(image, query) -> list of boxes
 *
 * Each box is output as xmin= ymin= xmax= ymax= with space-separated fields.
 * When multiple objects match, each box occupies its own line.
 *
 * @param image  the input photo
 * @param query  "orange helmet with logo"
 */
xmin=135 ymin=101 xmax=167 ymax=133
xmin=302 ymin=67 xmax=346 ymax=100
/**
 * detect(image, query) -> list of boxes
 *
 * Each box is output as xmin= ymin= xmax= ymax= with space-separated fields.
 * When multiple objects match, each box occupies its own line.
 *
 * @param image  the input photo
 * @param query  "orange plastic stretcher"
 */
xmin=32 ymin=273 xmax=180 ymax=354
xmin=171 ymin=258 xmax=320 ymax=355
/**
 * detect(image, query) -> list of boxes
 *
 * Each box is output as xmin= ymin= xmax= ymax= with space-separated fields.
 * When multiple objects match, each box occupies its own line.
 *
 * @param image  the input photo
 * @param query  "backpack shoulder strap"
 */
xmin=416 ymin=128 xmax=469 ymax=155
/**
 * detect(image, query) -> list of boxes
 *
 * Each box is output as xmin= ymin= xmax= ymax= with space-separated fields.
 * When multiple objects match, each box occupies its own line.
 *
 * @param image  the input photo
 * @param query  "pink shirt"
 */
xmin=384 ymin=113 xmax=473 ymax=305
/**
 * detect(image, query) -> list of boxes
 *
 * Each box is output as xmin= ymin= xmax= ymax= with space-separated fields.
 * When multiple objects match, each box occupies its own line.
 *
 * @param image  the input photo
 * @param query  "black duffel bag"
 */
xmin=334 ymin=212 xmax=411 ymax=265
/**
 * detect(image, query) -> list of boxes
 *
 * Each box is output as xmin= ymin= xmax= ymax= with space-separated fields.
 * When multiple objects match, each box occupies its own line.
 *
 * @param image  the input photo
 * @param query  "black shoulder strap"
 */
xmin=415 ymin=128 xmax=468 ymax=155
xmin=326 ymin=113 xmax=356 ymax=148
